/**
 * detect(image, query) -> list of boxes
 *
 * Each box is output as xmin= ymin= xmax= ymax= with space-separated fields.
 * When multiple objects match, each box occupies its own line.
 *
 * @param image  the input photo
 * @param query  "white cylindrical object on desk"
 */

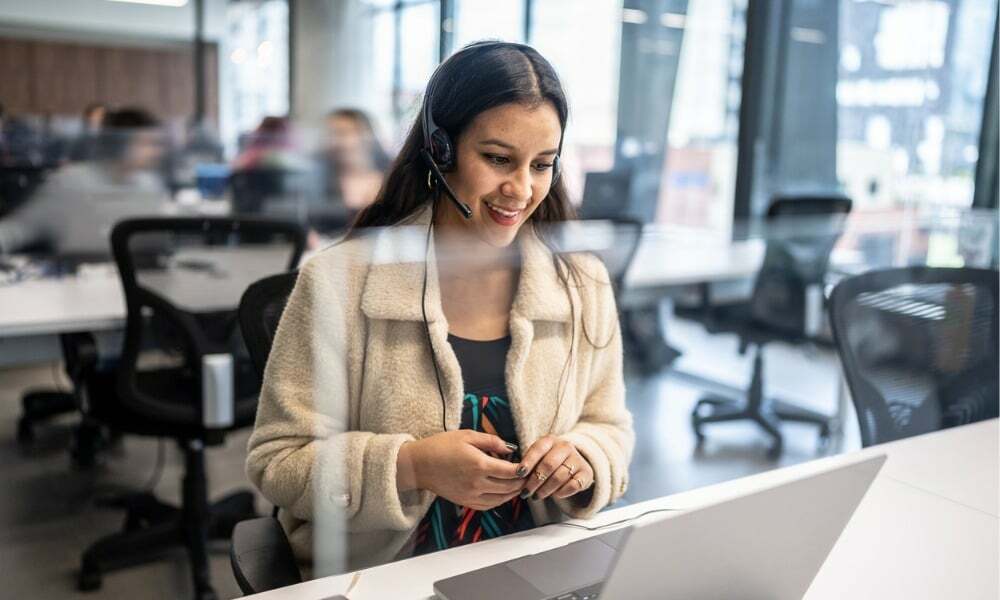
xmin=805 ymin=283 xmax=824 ymax=338
xmin=202 ymin=353 xmax=234 ymax=428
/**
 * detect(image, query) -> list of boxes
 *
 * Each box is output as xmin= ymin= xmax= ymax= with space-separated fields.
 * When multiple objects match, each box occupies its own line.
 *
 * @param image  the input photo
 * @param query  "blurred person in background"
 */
xmin=0 ymin=107 xmax=171 ymax=256
xmin=0 ymin=102 xmax=44 ymax=167
xmin=67 ymin=102 xmax=108 ymax=162
xmin=318 ymin=108 xmax=391 ymax=219
xmin=232 ymin=115 xmax=309 ymax=172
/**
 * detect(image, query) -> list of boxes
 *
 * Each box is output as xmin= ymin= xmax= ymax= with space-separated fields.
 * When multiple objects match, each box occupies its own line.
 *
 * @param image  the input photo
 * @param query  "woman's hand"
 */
xmin=517 ymin=435 xmax=594 ymax=501
xmin=397 ymin=430 xmax=525 ymax=511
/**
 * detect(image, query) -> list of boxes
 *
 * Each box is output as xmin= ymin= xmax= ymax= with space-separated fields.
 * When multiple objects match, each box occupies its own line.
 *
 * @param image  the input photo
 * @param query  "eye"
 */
xmin=483 ymin=153 xmax=510 ymax=166
xmin=532 ymin=162 xmax=554 ymax=172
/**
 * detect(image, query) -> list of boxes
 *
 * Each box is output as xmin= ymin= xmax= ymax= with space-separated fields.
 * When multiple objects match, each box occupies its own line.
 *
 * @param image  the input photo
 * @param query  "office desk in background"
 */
xmin=0 ymin=236 xmax=767 ymax=367
xmin=245 ymin=419 xmax=999 ymax=600
xmin=0 ymin=246 xmax=298 ymax=366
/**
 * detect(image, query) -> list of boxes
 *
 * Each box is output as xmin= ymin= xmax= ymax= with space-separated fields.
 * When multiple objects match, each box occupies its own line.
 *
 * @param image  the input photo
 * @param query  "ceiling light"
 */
xmin=107 ymin=0 xmax=189 ymax=7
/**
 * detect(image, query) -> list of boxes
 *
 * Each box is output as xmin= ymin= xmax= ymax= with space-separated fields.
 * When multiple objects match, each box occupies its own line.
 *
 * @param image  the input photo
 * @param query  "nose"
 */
xmin=500 ymin=165 xmax=533 ymax=203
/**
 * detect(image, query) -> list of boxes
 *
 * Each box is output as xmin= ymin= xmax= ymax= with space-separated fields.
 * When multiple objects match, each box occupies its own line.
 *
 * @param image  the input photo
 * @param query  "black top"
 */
xmin=447 ymin=333 xmax=510 ymax=397
xmin=413 ymin=333 xmax=536 ymax=555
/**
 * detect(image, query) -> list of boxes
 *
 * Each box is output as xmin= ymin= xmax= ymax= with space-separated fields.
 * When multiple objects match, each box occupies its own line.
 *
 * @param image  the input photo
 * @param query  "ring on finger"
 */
xmin=535 ymin=470 xmax=547 ymax=482
xmin=558 ymin=463 xmax=576 ymax=476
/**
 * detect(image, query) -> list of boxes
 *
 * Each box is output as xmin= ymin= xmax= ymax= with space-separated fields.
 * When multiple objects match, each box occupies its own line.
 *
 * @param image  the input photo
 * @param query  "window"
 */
xmin=531 ymin=0 xmax=623 ymax=199
xmin=657 ymin=0 xmax=746 ymax=236
xmin=221 ymin=0 xmax=289 ymax=155
xmin=453 ymin=0 xmax=524 ymax=48
xmin=838 ymin=0 xmax=995 ymax=210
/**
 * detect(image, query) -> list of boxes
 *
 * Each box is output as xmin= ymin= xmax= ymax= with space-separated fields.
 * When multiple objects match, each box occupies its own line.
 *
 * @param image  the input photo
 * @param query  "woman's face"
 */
xmin=439 ymin=101 xmax=562 ymax=249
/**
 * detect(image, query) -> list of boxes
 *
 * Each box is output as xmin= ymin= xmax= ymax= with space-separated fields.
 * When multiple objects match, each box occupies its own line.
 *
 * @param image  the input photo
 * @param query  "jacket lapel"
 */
xmin=359 ymin=205 xmax=575 ymax=439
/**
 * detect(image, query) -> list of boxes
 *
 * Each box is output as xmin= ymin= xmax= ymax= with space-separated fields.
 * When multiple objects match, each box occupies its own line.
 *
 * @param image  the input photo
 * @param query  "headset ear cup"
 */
xmin=431 ymin=129 xmax=455 ymax=171
xmin=551 ymin=155 xmax=561 ymax=185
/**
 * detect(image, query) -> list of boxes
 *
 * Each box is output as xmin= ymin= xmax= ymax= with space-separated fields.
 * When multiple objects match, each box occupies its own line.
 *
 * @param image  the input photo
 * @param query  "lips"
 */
xmin=483 ymin=200 xmax=524 ymax=227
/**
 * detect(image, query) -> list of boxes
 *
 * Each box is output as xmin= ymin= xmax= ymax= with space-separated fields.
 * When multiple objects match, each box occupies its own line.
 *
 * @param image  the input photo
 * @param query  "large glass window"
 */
xmin=453 ymin=0 xmax=524 ymax=48
xmin=836 ymin=0 xmax=996 ymax=210
xmin=221 ymin=0 xmax=289 ymax=155
xmin=657 ymin=0 xmax=746 ymax=236
xmin=531 ymin=0 xmax=623 ymax=199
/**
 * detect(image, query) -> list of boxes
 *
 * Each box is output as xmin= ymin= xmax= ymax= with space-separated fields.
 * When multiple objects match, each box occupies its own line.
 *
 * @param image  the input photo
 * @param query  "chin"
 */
xmin=478 ymin=223 xmax=520 ymax=248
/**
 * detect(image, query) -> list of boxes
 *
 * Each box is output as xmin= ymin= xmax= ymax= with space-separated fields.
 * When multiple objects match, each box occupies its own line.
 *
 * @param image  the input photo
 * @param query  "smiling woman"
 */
xmin=245 ymin=41 xmax=634 ymax=575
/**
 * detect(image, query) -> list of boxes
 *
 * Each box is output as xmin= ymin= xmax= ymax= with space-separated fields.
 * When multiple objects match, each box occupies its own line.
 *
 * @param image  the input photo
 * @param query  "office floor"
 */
xmin=0 ymin=316 xmax=860 ymax=600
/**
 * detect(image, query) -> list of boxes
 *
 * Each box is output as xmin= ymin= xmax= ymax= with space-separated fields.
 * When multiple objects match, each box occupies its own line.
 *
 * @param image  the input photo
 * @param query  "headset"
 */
xmin=420 ymin=41 xmax=563 ymax=223
xmin=419 ymin=41 xmax=566 ymax=432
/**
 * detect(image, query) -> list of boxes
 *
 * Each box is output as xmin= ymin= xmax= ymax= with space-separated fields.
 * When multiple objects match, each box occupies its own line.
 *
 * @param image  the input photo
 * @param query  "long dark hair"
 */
xmin=350 ymin=41 xmax=612 ymax=357
xmin=348 ymin=41 xmax=576 ymax=237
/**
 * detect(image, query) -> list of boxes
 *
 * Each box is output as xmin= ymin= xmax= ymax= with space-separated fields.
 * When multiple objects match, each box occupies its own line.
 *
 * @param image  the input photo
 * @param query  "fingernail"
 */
xmin=515 ymin=465 xmax=527 ymax=478
xmin=505 ymin=442 xmax=518 ymax=452
xmin=519 ymin=489 xmax=531 ymax=499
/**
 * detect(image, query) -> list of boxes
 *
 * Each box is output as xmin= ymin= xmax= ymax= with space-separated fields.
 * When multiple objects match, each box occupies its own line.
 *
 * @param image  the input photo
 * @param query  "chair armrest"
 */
xmin=230 ymin=517 xmax=302 ymax=595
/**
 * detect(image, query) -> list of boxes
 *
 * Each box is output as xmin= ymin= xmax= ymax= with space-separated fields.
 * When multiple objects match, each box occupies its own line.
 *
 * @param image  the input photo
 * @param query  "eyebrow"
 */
xmin=478 ymin=138 xmax=559 ymax=156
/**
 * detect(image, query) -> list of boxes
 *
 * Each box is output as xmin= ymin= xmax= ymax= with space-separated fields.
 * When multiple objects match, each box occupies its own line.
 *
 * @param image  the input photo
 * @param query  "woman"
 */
xmin=320 ymin=107 xmax=390 ymax=215
xmin=246 ymin=41 xmax=633 ymax=573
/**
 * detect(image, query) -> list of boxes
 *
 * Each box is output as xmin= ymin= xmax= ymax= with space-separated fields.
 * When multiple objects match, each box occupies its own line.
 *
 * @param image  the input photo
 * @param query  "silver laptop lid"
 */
xmin=601 ymin=453 xmax=886 ymax=600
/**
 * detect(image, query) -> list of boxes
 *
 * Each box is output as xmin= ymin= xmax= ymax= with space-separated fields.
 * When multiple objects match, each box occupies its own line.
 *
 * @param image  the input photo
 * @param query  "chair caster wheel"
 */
xmin=195 ymin=586 xmax=218 ymax=600
xmin=766 ymin=444 xmax=783 ymax=461
xmin=16 ymin=419 xmax=34 ymax=445
xmin=78 ymin=569 xmax=102 ymax=592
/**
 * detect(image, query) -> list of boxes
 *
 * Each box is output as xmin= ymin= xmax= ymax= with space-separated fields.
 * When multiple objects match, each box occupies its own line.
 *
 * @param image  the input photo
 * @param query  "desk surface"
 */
xmin=246 ymin=420 xmax=999 ymax=600
xmin=0 ymin=236 xmax=764 ymax=339
xmin=0 ymin=247 xmax=295 ymax=338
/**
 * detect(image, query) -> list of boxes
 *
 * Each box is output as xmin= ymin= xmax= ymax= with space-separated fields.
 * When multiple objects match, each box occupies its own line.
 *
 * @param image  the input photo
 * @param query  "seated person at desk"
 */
xmin=246 ymin=41 xmax=634 ymax=573
xmin=0 ymin=107 xmax=171 ymax=257
xmin=318 ymin=108 xmax=391 ymax=219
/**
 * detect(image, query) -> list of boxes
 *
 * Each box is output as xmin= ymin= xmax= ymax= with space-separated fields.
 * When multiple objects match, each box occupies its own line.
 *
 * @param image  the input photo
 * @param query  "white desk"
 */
xmin=0 ymin=235 xmax=764 ymax=365
xmin=246 ymin=420 xmax=999 ymax=600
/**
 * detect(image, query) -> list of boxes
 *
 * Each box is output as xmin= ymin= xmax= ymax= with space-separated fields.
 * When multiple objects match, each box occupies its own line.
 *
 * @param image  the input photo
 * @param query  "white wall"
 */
xmin=0 ymin=0 xmax=226 ymax=42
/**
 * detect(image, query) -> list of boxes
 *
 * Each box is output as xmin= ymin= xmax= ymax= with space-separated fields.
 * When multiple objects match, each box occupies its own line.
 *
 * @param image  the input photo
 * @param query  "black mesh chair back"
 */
xmin=555 ymin=218 xmax=643 ymax=299
xmin=750 ymin=194 xmax=852 ymax=335
xmin=232 ymin=271 xmax=304 ymax=594
xmin=110 ymin=217 xmax=305 ymax=434
xmin=239 ymin=271 xmax=299 ymax=380
xmin=829 ymin=267 xmax=999 ymax=447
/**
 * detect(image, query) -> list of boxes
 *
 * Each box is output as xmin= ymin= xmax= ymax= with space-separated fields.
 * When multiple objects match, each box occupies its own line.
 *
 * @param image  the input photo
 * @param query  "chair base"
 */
xmin=16 ymin=389 xmax=76 ymax=444
xmin=690 ymin=347 xmax=831 ymax=460
xmin=79 ymin=489 xmax=257 ymax=599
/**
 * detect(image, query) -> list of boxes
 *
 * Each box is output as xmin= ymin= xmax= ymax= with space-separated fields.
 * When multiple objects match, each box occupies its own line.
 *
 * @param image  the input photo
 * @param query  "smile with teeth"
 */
xmin=484 ymin=201 xmax=522 ymax=218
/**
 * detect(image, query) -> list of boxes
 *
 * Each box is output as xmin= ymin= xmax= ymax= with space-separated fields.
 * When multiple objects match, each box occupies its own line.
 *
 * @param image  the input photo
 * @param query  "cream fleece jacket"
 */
xmin=245 ymin=205 xmax=634 ymax=573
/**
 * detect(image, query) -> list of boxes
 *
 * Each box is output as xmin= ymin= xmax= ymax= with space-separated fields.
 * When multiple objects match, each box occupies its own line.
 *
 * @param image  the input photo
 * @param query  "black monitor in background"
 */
xmin=579 ymin=170 xmax=632 ymax=221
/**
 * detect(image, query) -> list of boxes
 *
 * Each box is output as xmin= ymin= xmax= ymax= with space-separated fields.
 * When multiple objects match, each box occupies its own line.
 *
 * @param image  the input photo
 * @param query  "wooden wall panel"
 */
xmin=32 ymin=42 xmax=100 ymax=114
xmin=161 ymin=48 xmax=195 ymax=118
xmin=0 ymin=39 xmax=35 ymax=114
xmin=1 ymin=36 xmax=219 ymax=122
xmin=99 ymin=47 xmax=164 ymax=112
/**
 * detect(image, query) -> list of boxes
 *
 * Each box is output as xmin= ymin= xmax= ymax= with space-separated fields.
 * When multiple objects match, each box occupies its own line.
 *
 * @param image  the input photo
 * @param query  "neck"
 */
xmin=432 ymin=204 xmax=519 ymax=279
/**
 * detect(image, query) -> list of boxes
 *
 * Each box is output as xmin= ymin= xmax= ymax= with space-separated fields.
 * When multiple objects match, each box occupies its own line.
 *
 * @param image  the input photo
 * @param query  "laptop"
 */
xmin=434 ymin=453 xmax=886 ymax=600
xmin=579 ymin=171 xmax=631 ymax=221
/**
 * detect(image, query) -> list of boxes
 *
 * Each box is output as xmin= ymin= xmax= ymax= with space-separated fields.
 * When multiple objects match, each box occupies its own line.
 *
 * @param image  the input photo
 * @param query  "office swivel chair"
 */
xmin=77 ymin=217 xmax=305 ymax=600
xmin=231 ymin=168 xmax=351 ymax=234
xmin=829 ymin=266 xmax=998 ymax=447
xmin=689 ymin=195 xmax=852 ymax=458
xmin=230 ymin=271 xmax=304 ymax=595
xmin=575 ymin=217 xmax=681 ymax=373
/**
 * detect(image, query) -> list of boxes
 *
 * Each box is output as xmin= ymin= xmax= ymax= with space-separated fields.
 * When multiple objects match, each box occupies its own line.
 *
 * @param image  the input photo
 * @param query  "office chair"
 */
xmin=0 ymin=164 xmax=46 ymax=217
xmin=829 ymin=266 xmax=998 ymax=447
xmin=230 ymin=271 xmax=303 ymax=595
xmin=574 ymin=217 xmax=682 ymax=374
xmin=231 ymin=168 xmax=351 ymax=234
xmin=689 ymin=195 xmax=852 ymax=458
xmin=76 ymin=217 xmax=305 ymax=600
